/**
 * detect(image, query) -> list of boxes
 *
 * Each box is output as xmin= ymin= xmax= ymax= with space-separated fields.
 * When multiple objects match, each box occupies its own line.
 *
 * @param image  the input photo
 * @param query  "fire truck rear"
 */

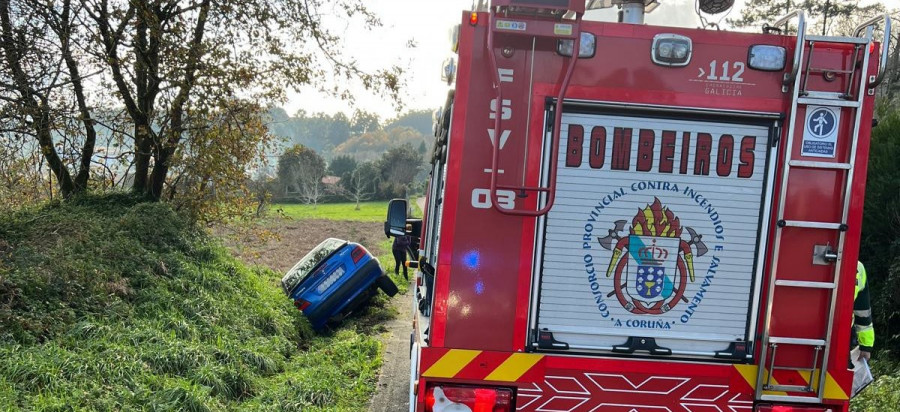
xmin=385 ymin=1 xmax=891 ymax=411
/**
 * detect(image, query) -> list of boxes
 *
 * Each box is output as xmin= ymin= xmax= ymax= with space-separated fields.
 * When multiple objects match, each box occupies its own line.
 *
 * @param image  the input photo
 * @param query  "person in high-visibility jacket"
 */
xmin=853 ymin=261 xmax=875 ymax=361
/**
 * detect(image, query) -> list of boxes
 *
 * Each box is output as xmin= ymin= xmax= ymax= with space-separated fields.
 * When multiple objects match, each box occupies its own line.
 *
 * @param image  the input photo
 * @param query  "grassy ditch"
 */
xmin=0 ymin=194 xmax=388 ymax=411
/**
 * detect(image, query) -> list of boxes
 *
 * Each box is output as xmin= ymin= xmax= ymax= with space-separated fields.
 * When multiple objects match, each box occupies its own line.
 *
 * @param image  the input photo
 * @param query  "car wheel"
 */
xmin=376 ymin=275 xmax=399 ymax=297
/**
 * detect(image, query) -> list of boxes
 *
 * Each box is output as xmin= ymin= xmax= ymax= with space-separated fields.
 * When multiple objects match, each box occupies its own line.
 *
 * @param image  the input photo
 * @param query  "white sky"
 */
xmin=284 ymin=0 xmax=898 ymax=121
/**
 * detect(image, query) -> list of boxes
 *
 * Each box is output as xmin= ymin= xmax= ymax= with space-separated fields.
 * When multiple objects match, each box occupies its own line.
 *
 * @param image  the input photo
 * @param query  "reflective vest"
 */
xmin=854 ymin=261 xmax=875 ymax=350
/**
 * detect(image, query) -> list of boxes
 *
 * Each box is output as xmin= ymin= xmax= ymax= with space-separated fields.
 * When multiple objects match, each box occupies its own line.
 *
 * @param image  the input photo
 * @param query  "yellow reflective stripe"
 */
xmin=858 ymin=327 xmax=875 ymax=347
xmin=422 ymin=350 xmax=481 ymax=378
xmin=856 ymin=262 xmax=866 ymax=299
xmin=824 ymin=372 xmax=849 ymax=400
xmin=795 ymin=370 xmax=849 ymax=400
xmin=733 ymin=365 xmax=788 ymax=396
xmin=484 ymin=353 xmax=543 ymax=382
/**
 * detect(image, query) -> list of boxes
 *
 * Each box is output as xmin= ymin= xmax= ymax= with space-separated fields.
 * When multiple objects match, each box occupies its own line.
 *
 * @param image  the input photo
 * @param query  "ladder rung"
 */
xmin=788 ymin=160 xmax=851 ymax=170
xmin=772 ymin=365 xmax=817 ymax=372
xmin=768 ymin=337 xmax=826 ymax=346
xmin=805 ymin=35 xmax=871 ymax=45
xmin=775 ymin=280 xmax=836 ymax=289
xmin=765 ymin=384 xmax=814 ymax=392
xmin=804 ymin=91 xmax=845 ymax=100
xmin=760 ymin=394 xmax=821 ymax=403
xmin=797 ymin=97 xmax=860 ymax=108
xmin=807 ymin=68 xmax=854 ymax=74
xmin=781 ymin=220 xmax=843 ymax=230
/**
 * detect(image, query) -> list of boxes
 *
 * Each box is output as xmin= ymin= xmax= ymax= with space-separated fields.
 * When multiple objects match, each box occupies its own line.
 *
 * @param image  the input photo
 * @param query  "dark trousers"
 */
xmin=393 ymin=249 xmax=408 ymax=279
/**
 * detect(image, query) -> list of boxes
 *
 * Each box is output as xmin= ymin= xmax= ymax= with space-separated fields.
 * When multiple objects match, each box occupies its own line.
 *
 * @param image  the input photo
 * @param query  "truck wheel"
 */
xmin=376 ymin=275 xmax=399 ymax=297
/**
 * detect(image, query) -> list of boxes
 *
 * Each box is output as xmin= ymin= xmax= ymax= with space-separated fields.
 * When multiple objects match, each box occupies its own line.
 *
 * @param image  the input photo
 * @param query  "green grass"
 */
xmin=274 ymin=202 xmax=389 ymax=222
xmin=274 ymin=197 xmax=424 ymax=222
xmin=376 ymin=238 xmax=411 ymax=296
xmin=0 ymin=194 xmax=387 ymax=411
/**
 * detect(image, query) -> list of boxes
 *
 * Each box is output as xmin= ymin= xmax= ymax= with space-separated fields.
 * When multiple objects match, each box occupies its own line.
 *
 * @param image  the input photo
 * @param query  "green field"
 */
xmin=274 ymin=199 xmax=423 ymax=222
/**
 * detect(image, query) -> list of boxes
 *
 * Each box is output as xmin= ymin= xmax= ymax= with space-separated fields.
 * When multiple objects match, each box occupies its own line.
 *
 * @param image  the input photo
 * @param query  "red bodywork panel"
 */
xmin=417 ymin=10 xmax=877 ymax=412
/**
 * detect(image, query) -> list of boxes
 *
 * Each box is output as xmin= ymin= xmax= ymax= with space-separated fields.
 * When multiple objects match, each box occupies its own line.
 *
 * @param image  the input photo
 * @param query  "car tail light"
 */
xmin=424 ymin=384 xmax=513 ymax=412
xmin=293 ymin=300 xmax=311 ymax=311
xmin=756 ymin=405 xmax=834 ymax=412
xmin=351 ymin=246 xmax=367 ymax=263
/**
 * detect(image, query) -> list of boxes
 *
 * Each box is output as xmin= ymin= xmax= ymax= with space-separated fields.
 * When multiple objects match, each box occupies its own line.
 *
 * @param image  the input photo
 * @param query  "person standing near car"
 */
xmin=853 ymin=261 xmax=875 ymax=361
xmin=393 ymin=235 xmax=410 ymax=281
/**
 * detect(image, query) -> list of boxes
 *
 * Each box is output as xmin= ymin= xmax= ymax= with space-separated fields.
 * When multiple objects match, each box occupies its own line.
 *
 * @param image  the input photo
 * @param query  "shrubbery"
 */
xmin=860 ymin=104 xmax=900 ymax=359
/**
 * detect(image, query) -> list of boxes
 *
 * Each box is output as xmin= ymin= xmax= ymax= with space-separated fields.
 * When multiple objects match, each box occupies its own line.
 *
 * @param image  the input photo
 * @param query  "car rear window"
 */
xmin=282 ymin=238 xmax=347 ymax=295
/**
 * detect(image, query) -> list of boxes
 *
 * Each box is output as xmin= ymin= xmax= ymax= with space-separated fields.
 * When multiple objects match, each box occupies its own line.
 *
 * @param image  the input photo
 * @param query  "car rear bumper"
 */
xmin=304 ymin=259 xmax=383 ymax=327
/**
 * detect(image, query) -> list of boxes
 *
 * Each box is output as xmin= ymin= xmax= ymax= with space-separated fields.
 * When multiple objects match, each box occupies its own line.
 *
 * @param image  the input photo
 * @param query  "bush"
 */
xmin=860 ymin=103 xmax=900 ymax=359
xmin=851 ymin=361 xmax=900 ymax=412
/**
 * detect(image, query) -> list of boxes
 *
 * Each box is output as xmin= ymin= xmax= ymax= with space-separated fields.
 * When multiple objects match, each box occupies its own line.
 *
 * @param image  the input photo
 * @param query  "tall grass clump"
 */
xmin=0 ymin=194 xmax=384 ymax=410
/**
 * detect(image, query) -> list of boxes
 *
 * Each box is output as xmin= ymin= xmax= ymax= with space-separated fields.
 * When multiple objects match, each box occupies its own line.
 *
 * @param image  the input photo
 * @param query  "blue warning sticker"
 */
xmin=801 ymin=106 xmax=840 ymax=158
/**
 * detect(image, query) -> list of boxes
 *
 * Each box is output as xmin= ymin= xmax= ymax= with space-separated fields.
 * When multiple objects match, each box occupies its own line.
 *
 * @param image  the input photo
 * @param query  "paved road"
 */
xmin=368 ymin=197 xmax=424 ymax=412
xmin=367 ymin=287 xmax=412 ymax=412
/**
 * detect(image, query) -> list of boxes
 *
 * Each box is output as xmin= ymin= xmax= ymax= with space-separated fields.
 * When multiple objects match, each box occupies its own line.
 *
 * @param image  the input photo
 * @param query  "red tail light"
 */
xmin=293 ymin=300 xmax=311 ymax=311
xmin=425 ymin=384 xmax=513 ymax=412
xmin=351 ymin=246 xmax=366 ymax=263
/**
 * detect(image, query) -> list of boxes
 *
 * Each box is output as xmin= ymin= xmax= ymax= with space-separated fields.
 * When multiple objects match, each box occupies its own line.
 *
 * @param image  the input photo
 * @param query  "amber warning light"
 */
xmin=470 ymin=12 xmax=478 ymax=26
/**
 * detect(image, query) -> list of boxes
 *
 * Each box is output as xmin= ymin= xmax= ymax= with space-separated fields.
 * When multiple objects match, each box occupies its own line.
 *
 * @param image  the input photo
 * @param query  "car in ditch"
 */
xmin=281 ymin=238 xmax=397 ymax=330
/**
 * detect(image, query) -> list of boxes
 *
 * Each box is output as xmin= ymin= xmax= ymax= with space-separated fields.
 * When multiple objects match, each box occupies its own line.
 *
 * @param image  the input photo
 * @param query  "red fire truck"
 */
xmin=385 ymin=1 xmax=891 ymax=411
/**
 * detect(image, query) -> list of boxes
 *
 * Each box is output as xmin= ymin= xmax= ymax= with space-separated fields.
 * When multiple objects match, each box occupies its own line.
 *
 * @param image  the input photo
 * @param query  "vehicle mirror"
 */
xmin=385 ymin=199 xmax=408 ymax=237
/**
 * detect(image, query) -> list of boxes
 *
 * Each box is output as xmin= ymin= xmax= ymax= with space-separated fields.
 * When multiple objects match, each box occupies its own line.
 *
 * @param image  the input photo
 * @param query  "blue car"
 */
xmin=281 ymin=238 xmax=397 ymax=330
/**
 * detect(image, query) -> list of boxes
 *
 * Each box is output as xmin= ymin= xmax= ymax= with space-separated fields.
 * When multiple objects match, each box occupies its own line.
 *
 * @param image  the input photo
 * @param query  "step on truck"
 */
xmin=384 ymin=1 xmax=890 ymax=411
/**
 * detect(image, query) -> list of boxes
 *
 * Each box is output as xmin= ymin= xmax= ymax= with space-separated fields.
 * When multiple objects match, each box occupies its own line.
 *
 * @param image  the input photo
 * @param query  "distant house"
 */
xmin=321 ymin=175 xmax=341 ymax=186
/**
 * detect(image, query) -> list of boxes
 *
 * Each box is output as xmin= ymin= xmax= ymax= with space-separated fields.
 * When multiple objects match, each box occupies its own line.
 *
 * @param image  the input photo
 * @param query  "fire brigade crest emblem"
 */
xmin=597 ymin=198 xmax=708 ymax=315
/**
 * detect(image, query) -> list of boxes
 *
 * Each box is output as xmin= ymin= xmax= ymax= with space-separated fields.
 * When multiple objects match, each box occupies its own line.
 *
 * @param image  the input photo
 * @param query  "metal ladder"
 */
xmin=756 ymin=12 xmax=891 ymax=403
xmin=486 ymin=2 xmax=584 ymax=217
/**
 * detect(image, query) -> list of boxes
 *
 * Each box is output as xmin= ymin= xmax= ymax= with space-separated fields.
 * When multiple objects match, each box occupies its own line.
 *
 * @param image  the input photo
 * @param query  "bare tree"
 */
xmin=289 ymin=163 xmax=325 ymax=209
xmin=332 ymin=167 xmax=374 ymax=210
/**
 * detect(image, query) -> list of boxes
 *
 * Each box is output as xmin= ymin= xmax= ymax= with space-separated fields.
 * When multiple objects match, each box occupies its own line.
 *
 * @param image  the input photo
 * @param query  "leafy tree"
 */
xmin=267 ymin=110 xmax=366 ymax=157
xmin=248 ymin=166 xmax=275 ymax=218
xmin=325 ymin=112 xmax=352 ymax=151
xmin=350 ymin=110 xmax=381 ymax=135
xmin=164 ymin=101 xmax=276 ymax=224
xmin=328 ymin=155 xmax=358 ymax=178
xmin=729 ymin=0 xmax=886 ymax=36
xmin=376 ymin=143 xmax=422 ymax=199
xmin=385 ymin=109 xmax=434 ymax=136
xmin=332 ymin=126 xmax=432 ymax=161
